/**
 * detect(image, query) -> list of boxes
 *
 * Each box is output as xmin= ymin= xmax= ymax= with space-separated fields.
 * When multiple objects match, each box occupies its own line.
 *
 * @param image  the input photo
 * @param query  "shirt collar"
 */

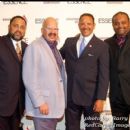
xmin=43 ymin=36 xmax=57 ymax=49
xmin=79 ymin=33 xmax=94 ymax=45
xmin=11 ymin=38 xmax=22 ymax=49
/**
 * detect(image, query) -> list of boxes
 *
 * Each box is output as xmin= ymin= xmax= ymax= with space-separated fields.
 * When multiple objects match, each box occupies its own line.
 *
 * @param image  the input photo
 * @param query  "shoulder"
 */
xmin=63 ymin=36 xmax=79 ymax=48
xmin=65 ymin=35 xmax=79 ymax=42
xmin=104 ymin=36 xmax=116 ymax=49
xmin=91 ymin=36 xmax=109 ymax=53
xmin=0 ymin=35 xmax=11 ymax=47
xmin=94 ymin=35 xmax=108 ymax=46
xmin=104 ymin=37 xmax=113 ymax=43
xmin=0 ymin=35 xmax=10 ymax=41
xmin=21 ymin=40 xmax=28 ymax=48
xmin=28 ymin=37 xmax=44 ymax=48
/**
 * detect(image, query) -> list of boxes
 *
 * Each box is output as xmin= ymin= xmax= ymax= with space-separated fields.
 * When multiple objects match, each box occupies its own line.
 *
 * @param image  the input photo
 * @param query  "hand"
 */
xmin=39 ymin=103 xmax=49 ymax=115
xmin=93 ymin=100 xmax=105 ymax=113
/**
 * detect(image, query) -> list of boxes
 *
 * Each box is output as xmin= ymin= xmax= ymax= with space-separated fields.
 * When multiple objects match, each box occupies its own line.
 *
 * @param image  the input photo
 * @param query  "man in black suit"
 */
xmin=0 ymin=16 xmax=27 ymax=130
xmin=105 ymin=11 xmax=130 ymax=130
xmin=60 ymin=13 xmax=109 ymax=130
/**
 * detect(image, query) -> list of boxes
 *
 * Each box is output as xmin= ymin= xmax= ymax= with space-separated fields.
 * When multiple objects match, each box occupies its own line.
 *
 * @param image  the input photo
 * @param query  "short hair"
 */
xmin=10 ymin=15 xmax=27 ymax=25
xmin=79 ymin=13 xmax=95 ymax=23
xmin=112 ymin=11 xmax=130 ymax=23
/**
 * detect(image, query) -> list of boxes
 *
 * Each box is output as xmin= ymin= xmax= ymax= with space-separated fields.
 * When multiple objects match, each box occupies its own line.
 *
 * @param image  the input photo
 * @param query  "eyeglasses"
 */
xmin=45 ymin=27 xmax=59 ymax=31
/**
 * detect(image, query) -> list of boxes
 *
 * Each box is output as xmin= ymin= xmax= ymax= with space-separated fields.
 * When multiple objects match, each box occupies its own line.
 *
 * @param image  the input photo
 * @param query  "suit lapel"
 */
xmin=121 ymin=34 xmax=130 ymax=54
xmin=21 ymin=41 xmax=27 ymax=57
xmin=70 ymin=37 xmax=79 ymax=58
xmin=80 ymin=35 xmax=96 ymax=57
xmin=40 ymin=37 xmax=61 ymax=75
xmin=4 ymin=35 xmax=20 ymax=62
xmin=118 ymin=34 xmax=130 ymax=65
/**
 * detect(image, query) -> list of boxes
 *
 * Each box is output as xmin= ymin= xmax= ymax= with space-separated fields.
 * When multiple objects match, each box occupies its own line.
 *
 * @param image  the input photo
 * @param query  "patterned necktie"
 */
xmin=48 ymin=42 xmax=63 ymax=71
xmin=16 ymin=43 xmax=22 ymax=61
xmin=79 ymin=38 xmax=85 ymax=56
xmin=116 ymin=36 xmax=126 ymax=48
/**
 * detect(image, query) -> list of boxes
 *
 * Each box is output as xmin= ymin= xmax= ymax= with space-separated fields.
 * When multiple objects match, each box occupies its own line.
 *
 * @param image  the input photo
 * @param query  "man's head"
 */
xmin=8 ymin=15 xmax=27 ymax=41
xmin=41 ymin=17 xmax=59 ymax=43
xmin=78 ymin=13 xmax=95 ymax=37
xmin=112 ymin=11 xmax=130 ymax=36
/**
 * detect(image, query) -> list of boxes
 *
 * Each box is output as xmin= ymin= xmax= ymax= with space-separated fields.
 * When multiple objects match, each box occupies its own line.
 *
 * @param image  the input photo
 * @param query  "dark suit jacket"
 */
xmin=0 ymin=34 xmax=27 ymax=117
xmin=105 ymin=32 xmax=130 ymax=105
xmin=60 ymin=35 xmax=109 ymax=106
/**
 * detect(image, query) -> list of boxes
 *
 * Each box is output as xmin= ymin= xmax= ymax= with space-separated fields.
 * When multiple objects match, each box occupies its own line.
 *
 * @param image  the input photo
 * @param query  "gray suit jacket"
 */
xmin=22 ymin=36 xmax=66 ymax=118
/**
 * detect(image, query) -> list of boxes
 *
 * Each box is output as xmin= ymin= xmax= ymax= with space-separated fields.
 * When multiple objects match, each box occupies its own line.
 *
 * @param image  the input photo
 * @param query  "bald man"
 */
xmin=22 ymin=17 xmax=66 ymax=130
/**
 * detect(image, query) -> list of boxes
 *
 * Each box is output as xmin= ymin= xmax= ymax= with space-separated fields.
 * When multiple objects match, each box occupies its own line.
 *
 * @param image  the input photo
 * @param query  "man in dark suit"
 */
xmin=105 ymin=11 xmax=130 ymax=130
xmin=60 ymin=13 xmax=109 ymax=130
xmin=0 ymin=16 xmax=27 ymax=130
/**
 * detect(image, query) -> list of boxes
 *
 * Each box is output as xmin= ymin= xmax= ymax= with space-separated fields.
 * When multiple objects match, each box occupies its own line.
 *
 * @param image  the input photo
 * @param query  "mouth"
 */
xmin=48 ymin=33 xmax=56 ymax=37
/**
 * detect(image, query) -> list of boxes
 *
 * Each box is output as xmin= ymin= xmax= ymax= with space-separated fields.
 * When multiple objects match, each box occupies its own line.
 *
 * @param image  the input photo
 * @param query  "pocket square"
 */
xmin=88 ymin=53 xmax=94 ymax=56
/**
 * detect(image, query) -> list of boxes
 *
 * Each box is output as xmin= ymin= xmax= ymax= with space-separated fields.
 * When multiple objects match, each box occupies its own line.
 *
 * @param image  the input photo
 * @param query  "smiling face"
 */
xmin=41 ymin=17 xmax=59 ymax=43
xmin=112 ymin=13 xmax=130 ymax=36
xmin=78 ymin=15 xmax=95 ymax=37
xmin=8 ymin=17 xmax=26 ymax=41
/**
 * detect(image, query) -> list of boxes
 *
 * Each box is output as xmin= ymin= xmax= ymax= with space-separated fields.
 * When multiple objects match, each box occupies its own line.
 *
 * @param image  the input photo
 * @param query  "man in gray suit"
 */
xmin=22 ymin=17 xmax=66 ymax=130
xmin=60 ymin=13 xmax=109 ymax=130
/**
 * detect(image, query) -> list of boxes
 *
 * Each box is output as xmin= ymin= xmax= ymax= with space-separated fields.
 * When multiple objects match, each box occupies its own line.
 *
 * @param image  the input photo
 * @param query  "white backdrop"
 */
xmin=0 ymin=1 xmax=130 ymax=130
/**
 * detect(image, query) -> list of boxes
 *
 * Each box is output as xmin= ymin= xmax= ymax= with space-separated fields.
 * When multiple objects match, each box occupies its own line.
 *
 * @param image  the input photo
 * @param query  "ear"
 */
xmin=93 ymin=23 xmax=96 ymax=29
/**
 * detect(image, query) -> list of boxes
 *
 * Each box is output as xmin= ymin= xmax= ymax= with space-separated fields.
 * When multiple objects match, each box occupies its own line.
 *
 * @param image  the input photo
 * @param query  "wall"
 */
xmin=0 ymin=1 xmax=129 ymax=130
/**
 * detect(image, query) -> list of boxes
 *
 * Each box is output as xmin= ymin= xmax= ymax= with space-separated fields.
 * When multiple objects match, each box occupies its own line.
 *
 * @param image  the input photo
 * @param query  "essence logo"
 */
xmin=43 ymin=2 xmax=60 ymax=4
xmin=106 ymin=2 xmax=123 ymax=4
xmin=35 ymin=18 xmax=44 ymax=24
xmin=2 ymin=15 xmax=27 ymax=22
xmin=98 ymin=18 xmax=112 ymax=23
xmin=67 ymin=2 xmax=91 ymax=4
xmin=2 ymin=1 xmax=27 ymax=5
xmin=66 ymin=18 xmax=79 ymax=23
xmin=35 ymin=18 xmax=59 ymax=24
xmin=2 ymin=18 xmax=10 ymax=22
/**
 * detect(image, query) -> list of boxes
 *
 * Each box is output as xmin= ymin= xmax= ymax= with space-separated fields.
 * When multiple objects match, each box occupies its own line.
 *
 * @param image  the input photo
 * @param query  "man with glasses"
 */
xmin=22 ymin=17 xmax=66 ymax=130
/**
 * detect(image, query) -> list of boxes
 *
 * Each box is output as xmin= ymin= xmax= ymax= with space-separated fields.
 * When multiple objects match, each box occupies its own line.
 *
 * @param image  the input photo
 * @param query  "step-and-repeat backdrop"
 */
xmin=0 ymin=1 xmax=130 ymax=130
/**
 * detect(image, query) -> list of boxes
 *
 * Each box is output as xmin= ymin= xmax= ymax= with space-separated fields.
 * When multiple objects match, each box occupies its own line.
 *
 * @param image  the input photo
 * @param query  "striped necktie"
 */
xmin=16 ymin=43 xmax=22 ymax=61
xmin=116 ymin=36 xmax=126 ymax=48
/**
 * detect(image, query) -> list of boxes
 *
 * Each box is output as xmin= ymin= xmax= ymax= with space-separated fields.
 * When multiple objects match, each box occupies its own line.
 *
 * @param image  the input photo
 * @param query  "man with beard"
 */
xmin=22 ymin=17 xmax=66 ymax=130
xmin=105 ymin=11 xmax=130 ymax=130
xmin=60 ymin=13 xmax=109 ymax=130
xmin=0 ymin=16 xmax=27 ymax=130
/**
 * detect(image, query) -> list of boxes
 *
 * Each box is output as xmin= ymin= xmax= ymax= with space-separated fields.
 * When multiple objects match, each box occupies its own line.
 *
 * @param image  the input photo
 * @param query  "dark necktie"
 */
xmin=48 ymin=42 xmax=63 ymax=71
xmin=116 ymin=36 xmax=126 ymax=48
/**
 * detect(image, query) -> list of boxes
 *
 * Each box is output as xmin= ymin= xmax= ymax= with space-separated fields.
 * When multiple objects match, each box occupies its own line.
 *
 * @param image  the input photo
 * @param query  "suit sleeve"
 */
xmin=96 ymin=42 xmax=109 ymax=100
xmin=22 ymin=44 xmax=45 ymax=108
xmin=60 ymin=38 xmax=68 ymax=59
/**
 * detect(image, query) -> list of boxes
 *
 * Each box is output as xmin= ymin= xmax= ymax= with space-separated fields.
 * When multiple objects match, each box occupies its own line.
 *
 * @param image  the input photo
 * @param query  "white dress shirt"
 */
xmin=77 ymin=33 xmax=93 ymax=57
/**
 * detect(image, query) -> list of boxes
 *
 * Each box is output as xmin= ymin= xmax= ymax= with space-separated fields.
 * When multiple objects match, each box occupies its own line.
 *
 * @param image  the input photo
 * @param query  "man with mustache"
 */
xmin=60 ymin=13 xmax=109 ymax=130
xmin=22 ymin=17 xmax=66 ymax=130
xmin=105 ymin=11 xmax=130 ymax=130
xmin=0 ymin=16 xmax=27 ymax=130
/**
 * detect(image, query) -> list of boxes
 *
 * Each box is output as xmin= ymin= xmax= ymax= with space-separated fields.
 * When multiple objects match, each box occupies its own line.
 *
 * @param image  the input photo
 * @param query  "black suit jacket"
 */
xmin=0 ymin=34 xmax=27 ymax=117
xmin=60 ymin=35 xmax=109 ymax=106
xmin=105 ymin=32 xmax=130 ymax=105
